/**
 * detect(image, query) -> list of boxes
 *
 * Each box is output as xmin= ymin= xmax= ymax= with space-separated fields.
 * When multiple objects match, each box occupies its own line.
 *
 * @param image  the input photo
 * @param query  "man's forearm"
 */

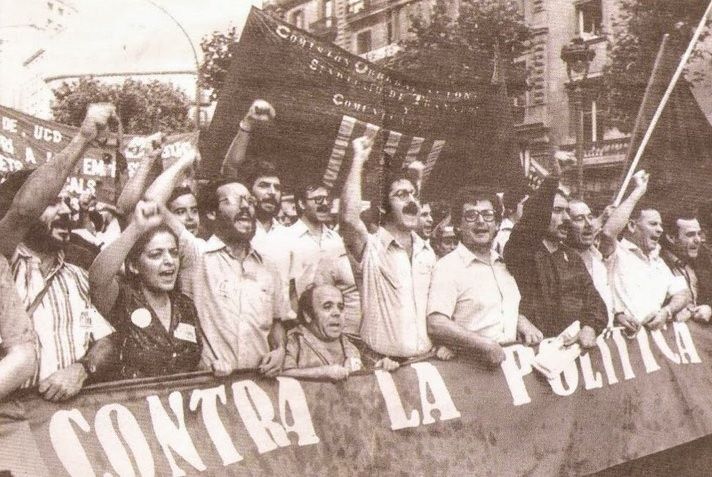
xmin=340 ymin=158 xmax=364 ymax=227
xmin=14 ymin=134 xmax=89 ymax=218
xmin=668 ymin=291 xmax=692 ymax=315
xmin=602 ymin=187 xmax=645 ymax=243
xmin=269 ymin=320 xmax=287 ymax=350
xmin=82 ymin=335 xmax=117 ymax=380
xmin=221 ymin=129 xmax=250 ymax=177
xmin=427 ymin=313 xmax=496 ymax=353
xmin=0 ymin=343 xmax=36 ymax=400
xmin=281 ymin=366 xmax=337 ymax=381
xmin=116 ymin=154 xmax=162 ymax=218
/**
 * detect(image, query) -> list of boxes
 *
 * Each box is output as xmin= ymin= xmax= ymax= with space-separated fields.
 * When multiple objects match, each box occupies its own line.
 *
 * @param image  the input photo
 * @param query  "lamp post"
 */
xmin=144 ymin=0 xmax=202 ymax=128
xmin=561 ymin=37 xmax=595 ymax=199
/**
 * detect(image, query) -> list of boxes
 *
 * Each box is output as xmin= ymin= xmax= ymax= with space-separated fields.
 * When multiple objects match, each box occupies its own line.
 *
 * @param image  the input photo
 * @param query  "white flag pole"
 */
xmin=613 ymin=0 xmax=712 ymax=206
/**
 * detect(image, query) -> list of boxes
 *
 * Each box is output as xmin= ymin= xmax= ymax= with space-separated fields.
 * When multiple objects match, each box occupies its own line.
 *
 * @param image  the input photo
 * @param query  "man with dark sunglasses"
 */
xmin=288 ymin=182 xmax=356 ymax=320
xmin=427 ymin=187 xmax=542 ymax=364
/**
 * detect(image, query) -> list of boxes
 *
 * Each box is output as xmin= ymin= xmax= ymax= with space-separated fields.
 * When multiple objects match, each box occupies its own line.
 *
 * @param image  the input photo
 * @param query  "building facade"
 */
xmin=265 ymin=0 xmax=630 ymax=206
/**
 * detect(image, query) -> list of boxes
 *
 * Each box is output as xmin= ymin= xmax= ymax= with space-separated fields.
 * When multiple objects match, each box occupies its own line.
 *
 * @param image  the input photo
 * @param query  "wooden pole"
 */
xmin=613 ymin=0 xmax=712 ymax=206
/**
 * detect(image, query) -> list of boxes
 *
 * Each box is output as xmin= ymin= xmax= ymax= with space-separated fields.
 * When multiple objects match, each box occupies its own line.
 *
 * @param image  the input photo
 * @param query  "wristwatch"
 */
xmin=77 ymin=357 xmax=96 ymax=377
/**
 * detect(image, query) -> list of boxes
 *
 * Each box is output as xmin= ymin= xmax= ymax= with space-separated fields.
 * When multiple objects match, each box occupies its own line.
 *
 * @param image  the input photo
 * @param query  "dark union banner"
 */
xmin=202 ymin=7 xmax=524 ymax=201
xmin=3 ymin=321 xmax=712 ymax=476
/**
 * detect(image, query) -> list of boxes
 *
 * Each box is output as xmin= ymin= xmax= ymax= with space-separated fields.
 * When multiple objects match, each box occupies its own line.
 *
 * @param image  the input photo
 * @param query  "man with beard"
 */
xmin=427 ymin=187 xmax=542 ymax=364
xmin=340 ymin=135 xmax=435 ymax=362
xmin=661 ymin=211 xmax=712 ymax=323
xmin=417 ymin=203 xmax=434 ymax=243
xmin=610 ymin=202 xmax=690 ymax=333
xmin=503 ymin=175 xmax=607 ymax=345
xmin=0 ymin=104 xmax=117 ymax=401
xmin=162 ymin=176 xmax=287 ymax=377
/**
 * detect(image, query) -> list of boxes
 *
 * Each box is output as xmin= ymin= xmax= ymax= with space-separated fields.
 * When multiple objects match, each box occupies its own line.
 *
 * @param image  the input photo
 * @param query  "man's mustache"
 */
xmin=51 ymin=214 xmax=73 ymax=231
xmin=316 ymin=205 xmax=330 ymax=213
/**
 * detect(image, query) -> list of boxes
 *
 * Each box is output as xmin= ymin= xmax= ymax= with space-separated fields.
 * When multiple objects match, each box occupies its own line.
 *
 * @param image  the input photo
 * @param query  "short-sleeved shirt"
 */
xmin=11 ymin=244 xmax=114 ymax=385
xmin=0 ymin=255 xmax=35 ymax=353
xmin=109 ymin=282 xmax=202 ymax=379
xmin=612 ymin=239 xmax=688 ymax=323
xmin=577 ymin=246 xmax=616 ymax=326
xmin=179 ymin=231 xmax=285 ymax=370
xmin=252 ymin=219 xmax=293 ymax=317
xmin=283 ymin=324 xmax=362 ymax=371
xmin=359 ymin=227 xmax=435 ymax=357
xmin=427 ymin=243 xmax=520 ymax=343
xmin=288 ymin=219 xmax=347 ymax=299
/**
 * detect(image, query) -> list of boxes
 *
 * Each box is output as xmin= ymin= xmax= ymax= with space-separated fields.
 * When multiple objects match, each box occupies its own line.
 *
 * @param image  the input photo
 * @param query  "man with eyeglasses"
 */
xmin=427 ymin=187 xmax=543 ymax=364
xmin=288 ymin=183 xmax=356 ymax=315
xmin=157 ymin=173 xmax=288 ymax=378
xmin=340 ymin=135 xmax=435 ymax=364
xmin=503 ymin=173 xmax=607 ymax=345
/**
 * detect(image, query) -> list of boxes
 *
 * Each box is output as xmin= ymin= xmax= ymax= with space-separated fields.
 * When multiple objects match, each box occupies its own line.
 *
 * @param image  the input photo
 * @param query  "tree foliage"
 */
xmin=605 ymin=0 xmax=710 ymax=132
xmin=52 ymin=77 xmax=193 ymax=134
xmin=385 ymin=0 xmax=531 ymax=91
xmin=199 ymin=27 xmax=239 ymax=101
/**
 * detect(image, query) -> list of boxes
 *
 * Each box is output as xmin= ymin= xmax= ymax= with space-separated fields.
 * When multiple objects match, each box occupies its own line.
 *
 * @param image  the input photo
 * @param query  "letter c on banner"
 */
xmin=95 ymin=403 xmax=156 ymax=477
xmin=49 ymin=409 xmax=96 ymax=477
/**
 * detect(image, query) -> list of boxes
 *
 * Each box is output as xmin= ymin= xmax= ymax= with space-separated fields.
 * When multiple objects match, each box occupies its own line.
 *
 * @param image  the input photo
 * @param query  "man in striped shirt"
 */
xmin=0 ymin=104 xmax=118 ymax=401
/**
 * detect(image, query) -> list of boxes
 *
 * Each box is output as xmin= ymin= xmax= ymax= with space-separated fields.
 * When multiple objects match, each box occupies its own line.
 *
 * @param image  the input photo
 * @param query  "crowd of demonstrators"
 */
xmin=2 ymin=98 xmax=712 ymax=402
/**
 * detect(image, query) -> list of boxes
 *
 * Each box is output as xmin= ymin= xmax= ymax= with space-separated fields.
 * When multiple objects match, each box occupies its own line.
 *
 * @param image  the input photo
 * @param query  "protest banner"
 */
xmin=3 ymin=321 xmax=712 ymax=476
xmin=202 ymin=7 xmax=525 ymax=200
xmin=0 ymin=105 xmax=199 ymax=200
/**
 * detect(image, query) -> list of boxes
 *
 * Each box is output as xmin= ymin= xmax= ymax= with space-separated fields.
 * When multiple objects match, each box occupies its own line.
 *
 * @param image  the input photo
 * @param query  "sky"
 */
xmin=0 ymin=0 xmax=262 ymax=98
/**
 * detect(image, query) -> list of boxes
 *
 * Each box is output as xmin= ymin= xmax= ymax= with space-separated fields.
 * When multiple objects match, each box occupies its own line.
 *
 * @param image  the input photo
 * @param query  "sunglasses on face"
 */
xmin=462 ymin=209 xmax=496 ymax=223
xmin=391 ymin=189 xmax=417 ymax=201
xmin=218 ymin=195 xmax=256 ymax=208
xmin=305 ymin=195 xmax=330 ymax=205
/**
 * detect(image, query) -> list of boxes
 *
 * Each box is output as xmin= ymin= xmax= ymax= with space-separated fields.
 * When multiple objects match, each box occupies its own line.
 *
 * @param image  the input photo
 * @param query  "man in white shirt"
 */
xmin=427 ymin=187 xmax=542 ymax=364
xmin=611 ymin=202 xmax=690 ymax=333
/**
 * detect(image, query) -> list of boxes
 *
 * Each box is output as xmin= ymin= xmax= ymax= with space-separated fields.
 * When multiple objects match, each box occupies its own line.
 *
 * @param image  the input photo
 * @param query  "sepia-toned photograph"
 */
xmin=1 ymin=0 xmax=712 ymax=475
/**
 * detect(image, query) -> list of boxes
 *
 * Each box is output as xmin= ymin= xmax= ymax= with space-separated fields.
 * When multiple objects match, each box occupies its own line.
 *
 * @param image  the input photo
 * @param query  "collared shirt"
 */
xmin=11 ymin=244 xmax=114 ymax=386
xmin=428 ymin=243 xmax=520 ymax=343
xmin=612 ymin=239 xmax=687 ymax=323
xmin=288 ymin=219 xmax=347 ymax=299
xmin=0 ymin=255 xmax=36 ymax=352
xmin=661 ymin=248 xmax=699 ymax=304
xmin=109 ymin=282 xmax=202 ymax=379
xmin=252 ymin=218 xmax=292 ymax=317
xmin=179 ymin=231 xmax=286 ymax=370
xmin=576 ymin=246 xmax=615 ymax=326
xmin=492 ymin=218 xmax=514 ymax=255
xmin=359 ymin=227 xmax=434 ymax=357
xmin=283 ymin=324 xmax=362 ymax=371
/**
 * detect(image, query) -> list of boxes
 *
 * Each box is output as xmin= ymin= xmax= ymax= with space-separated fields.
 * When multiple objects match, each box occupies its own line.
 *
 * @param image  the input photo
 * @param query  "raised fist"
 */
xmin=351 ymin=134 xmax=375 ymax=162
xmin=133 ymin=200 xmax=162 ymax=232
xmin=242 ymin=99 xmax=276 ymax=131
xmin=80 ymin=103 xmax=117 ymax=142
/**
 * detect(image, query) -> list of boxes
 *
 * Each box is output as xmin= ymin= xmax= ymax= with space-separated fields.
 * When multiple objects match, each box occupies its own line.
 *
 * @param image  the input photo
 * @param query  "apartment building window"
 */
xmin=356 ymin=30 xmax=372 ymax=54
xmin=291 ymin=9 xmax=305 ymax=29
xmin=582 ymin=97 xmax=601 ymax=143
xmin=576 ymin=0 xmax=602 ymax=38
xmin=348 ymin=0 xmax=365 ymax=15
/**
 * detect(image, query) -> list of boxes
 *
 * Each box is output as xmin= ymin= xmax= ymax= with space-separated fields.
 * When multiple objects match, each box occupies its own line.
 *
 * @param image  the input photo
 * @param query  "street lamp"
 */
xmin=561 ymin=36 xmax=595 ymax=199
xmin=144 ymin=0 xmax=202 ymax=128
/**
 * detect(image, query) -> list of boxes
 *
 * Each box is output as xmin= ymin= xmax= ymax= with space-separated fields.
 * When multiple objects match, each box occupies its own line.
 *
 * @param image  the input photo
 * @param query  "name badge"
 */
xmin=79 ymin=309 xmax=94 ymax=329
xmin=174 ymin=323 xmax=197 ymax=343
xmin=131 ymin=308 xmax=152 ymax=328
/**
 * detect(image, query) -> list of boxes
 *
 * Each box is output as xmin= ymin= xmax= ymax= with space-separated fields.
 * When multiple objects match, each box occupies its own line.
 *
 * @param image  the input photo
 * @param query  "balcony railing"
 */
xmin=560 ymin=136 xmax=630 ymax=167
xmin=309 ymin=16 xmax=337 ymax=41
xmin=361 ymin=42 xmax=400 ymax=62
xmin=346 ymin=0 xmax=391 ymax=19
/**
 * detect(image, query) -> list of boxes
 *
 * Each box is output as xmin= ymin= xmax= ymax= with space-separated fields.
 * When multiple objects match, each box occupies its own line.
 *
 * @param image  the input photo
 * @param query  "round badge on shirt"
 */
xmin=131 ymin=308 xmax=152 ymax=328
